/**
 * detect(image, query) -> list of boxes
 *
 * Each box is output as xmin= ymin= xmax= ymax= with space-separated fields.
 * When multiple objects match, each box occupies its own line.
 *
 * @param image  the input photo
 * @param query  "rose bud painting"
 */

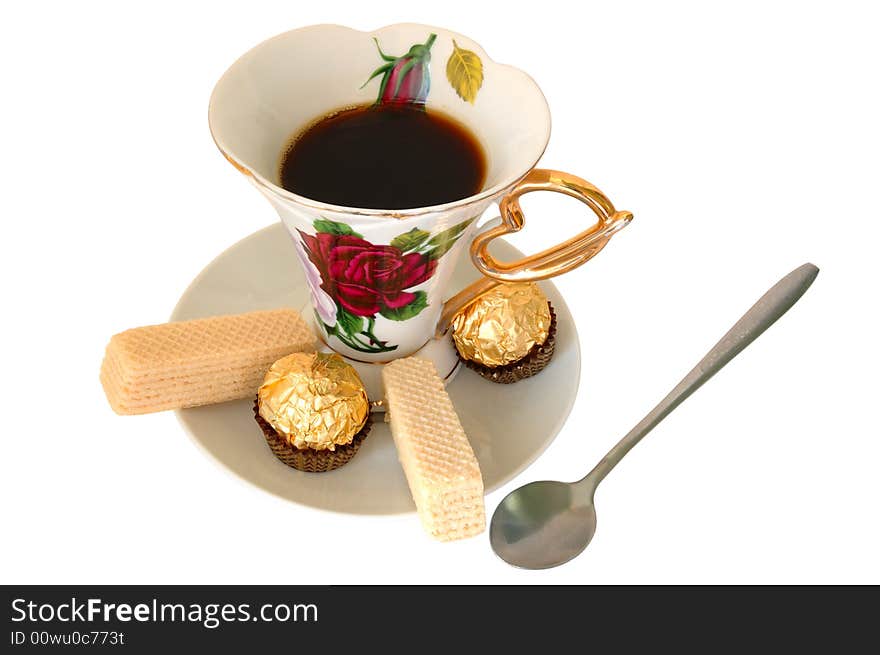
xmin=362 ymin=33 xmax=437 ymax=105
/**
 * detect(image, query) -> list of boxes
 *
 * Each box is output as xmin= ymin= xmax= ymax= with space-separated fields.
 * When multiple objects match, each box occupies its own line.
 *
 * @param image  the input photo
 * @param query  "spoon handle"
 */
xmin=580 ymin=263 xmax=819 ymax=488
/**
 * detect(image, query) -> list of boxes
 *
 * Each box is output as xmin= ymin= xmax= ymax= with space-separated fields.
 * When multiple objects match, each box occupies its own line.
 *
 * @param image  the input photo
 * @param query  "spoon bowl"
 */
xmin=490 ymin=481 xmax=597 ymax=569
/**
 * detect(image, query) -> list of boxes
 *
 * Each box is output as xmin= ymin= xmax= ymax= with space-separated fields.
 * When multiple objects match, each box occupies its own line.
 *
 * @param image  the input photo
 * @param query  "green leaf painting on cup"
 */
xmin=390 ymin=228 xmax=431 ymax=253
xmin=312 ymin=218 xmax=364 ymax=238
xmin=379 ymin=290 xmax=429 ymax=322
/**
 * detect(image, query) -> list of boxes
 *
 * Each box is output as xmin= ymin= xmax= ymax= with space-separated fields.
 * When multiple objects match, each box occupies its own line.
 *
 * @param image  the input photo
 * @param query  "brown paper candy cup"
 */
xmin=253 ymin=400 xmax=371 ymax=472
xmin=457 ymin=303 xmax=557 ymax=384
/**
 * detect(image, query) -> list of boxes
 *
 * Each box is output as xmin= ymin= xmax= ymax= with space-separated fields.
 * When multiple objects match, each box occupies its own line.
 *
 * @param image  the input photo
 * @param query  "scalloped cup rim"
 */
xmin=207 ymin=22 xmax=551 ymax=220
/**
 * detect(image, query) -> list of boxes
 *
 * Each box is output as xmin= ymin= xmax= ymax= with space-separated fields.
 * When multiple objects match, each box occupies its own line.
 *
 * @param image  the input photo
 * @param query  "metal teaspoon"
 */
xmin=490 ymin=263 xmax=820 ymax=569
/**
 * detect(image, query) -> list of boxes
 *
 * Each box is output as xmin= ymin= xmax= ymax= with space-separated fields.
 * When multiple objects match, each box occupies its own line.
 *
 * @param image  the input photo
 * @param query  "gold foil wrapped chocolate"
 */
xmin=452 ymin=282 xmax=551 ymax=368
xmin=257 ymin=352 xmax=369 ymax=451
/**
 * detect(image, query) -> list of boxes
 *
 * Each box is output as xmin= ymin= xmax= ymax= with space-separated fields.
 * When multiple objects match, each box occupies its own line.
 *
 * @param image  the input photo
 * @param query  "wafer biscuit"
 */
xmin=101 ymin=309 xmax=316 ymax=415
xmin=382 ymin=357 xmax=485 ymax=541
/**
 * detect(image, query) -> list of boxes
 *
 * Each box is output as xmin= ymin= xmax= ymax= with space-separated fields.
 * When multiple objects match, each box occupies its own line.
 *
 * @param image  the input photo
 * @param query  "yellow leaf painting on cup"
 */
xmin=446 ymin=40 xmax=484 ymax=104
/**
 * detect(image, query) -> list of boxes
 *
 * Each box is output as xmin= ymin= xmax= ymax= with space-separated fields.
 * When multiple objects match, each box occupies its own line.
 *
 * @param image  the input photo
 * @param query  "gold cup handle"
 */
xmin=437 ymin=169 xmax=633 ymax=337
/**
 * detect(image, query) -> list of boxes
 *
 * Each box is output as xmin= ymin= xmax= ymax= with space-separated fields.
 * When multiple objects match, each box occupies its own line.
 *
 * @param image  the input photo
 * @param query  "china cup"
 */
xmin=209 ymin=23 xmax=631 ymax=368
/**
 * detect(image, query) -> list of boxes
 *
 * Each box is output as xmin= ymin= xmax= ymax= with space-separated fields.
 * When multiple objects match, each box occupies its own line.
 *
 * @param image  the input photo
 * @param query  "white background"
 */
xmin=2 ymin=1 xmax=878 ymax=584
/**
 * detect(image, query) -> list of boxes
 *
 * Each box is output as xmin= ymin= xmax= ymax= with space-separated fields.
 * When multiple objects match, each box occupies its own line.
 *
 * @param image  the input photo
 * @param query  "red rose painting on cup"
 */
xmin=296 ymin=217 xmax=475 ymax=353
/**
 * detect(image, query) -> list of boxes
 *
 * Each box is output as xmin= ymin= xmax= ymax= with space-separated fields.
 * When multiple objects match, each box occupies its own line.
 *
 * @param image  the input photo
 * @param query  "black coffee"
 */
xmin=279 ymin=104 xmax=486 ymax=210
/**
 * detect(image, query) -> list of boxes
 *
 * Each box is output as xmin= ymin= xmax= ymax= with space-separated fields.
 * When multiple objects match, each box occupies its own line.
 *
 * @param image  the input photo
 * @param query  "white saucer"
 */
xmin=171 ymin=223 xmax=580 ymax=515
